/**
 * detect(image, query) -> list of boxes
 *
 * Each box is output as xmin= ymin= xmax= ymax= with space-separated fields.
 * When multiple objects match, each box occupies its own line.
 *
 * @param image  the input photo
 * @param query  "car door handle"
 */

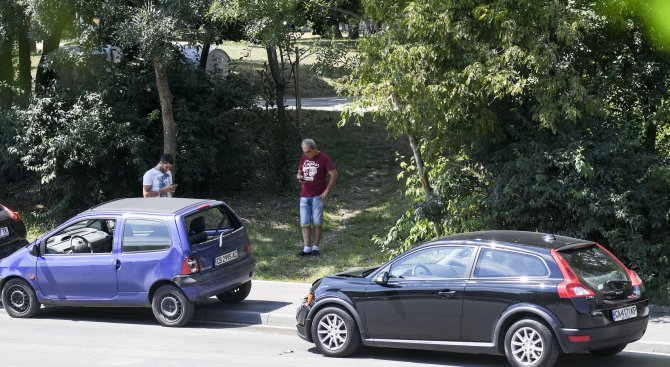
xmin=438 ymin=290 xmax=456 ymax=299
xmin=116 ymin=259 xmax=121 ymax=270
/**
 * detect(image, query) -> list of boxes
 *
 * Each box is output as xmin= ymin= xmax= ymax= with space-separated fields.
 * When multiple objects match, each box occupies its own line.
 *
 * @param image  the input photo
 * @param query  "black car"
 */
xmin=0 ymin=204 xmax=28 ymax=259
xmin=296 ymin=231 xmax=649 ymax=367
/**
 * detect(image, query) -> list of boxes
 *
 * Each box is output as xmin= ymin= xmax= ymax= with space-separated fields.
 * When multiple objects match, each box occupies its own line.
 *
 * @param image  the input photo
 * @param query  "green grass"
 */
xmin=18 ymin=110 xmax=410 ymax=282
xmin=227 ymin=110 xmax=411 ymax=281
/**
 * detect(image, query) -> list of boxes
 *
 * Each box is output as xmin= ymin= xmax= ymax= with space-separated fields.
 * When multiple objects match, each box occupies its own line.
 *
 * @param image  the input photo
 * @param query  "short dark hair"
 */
xmin=160 ymin=154 xmax=174 ymax=164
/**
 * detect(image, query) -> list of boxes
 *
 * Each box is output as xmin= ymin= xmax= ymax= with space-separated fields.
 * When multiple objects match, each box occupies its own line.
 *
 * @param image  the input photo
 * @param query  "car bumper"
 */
xmin=173 ymin=256 xmax=256 ymax=303
xmin=556 ymin=315 xmax=649 ymax=353
xmin=296 ymin=300 xmax=312 ymax=342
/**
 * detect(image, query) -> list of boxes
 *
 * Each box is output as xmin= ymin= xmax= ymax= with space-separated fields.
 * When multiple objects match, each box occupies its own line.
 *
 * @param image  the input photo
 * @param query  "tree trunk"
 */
xmin=35 ymin=22 xmax=65 ymax=93
xmin=266 ymin=46 xmax=286 ymax=119
xmin=348 ymin=24 xmax=360 ymax=39
xmin=199 ymin=43 xmax=210 ymax=70
xmin=294 ymin=47 xmax=301 ymax=125
xmin=333 ymin=24 xmax=343 ymax=39
xmin=0 ymin=36 xmax=14 ymax=109
xmin=408 ymin=133 xmax=442 ymax=237
xmin=154 ymin=59 xmax=177 ymax=168
xmin=17 ymin=18 xmax=32 ymax=97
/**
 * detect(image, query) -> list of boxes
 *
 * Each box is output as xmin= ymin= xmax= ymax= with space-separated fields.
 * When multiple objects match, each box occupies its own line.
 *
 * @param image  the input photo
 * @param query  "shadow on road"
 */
xmin=314 ymin=347 xmax=670 ymax=367
xmin=0 ymin=298 xmax=292 ymax=329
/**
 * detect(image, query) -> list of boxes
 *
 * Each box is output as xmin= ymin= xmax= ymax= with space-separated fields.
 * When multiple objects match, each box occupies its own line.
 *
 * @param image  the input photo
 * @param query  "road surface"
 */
xmin=1 ymin=306 xmax=669 ymax=367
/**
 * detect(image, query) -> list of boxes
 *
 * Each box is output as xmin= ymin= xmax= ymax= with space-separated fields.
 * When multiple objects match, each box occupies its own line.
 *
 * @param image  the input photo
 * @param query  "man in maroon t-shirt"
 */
xmin=297 ymin=138 xmax=338 ymax=257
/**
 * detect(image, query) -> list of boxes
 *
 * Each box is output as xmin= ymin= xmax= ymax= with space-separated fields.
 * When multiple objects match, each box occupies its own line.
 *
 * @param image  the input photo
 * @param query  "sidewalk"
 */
xmin=198 ymin=280 xmax=670 ymax=354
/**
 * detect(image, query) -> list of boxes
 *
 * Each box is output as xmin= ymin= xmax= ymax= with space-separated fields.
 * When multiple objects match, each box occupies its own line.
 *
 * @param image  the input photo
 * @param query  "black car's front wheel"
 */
xmin=590 ymin=344 xmax=627 ymax=357
xmin=216 ymin=281 xmax=252 ymax=303
xmin=1 ymin=278 xmax=40 ymax=318
xmin=504 ymin=319 xmax=559 ymax=367
xmin=311 ymin=307 xmax=362 ymax=357
xmin=151 ymin=285 xmax=195 ymax=327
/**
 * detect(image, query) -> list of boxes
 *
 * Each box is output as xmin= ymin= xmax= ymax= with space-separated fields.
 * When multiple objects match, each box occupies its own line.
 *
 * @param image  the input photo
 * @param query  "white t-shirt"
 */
xmin=142 ymin=168 xmax=173 ymax=198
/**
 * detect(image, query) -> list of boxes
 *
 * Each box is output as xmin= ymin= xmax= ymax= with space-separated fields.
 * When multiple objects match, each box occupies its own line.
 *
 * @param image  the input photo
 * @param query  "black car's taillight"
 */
xmin=1 ymin=205 xmax=21 ymax=222
xmin=180 ymin=257 xmax=200 ymax=275
xmin=551 ymin=249 xmax=596 ymax=298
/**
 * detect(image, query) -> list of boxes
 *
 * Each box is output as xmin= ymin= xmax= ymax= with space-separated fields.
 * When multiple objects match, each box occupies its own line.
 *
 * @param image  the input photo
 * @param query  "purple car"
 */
xmin=0 ymin=198 xmax=256 ymax=327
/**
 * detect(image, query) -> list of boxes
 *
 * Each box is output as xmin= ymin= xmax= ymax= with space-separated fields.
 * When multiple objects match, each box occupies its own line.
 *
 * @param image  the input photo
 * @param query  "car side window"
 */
xmin=474 ymin=248 xmax=549 ymax=278
xmin=389 ymin=246 xmax=473 ymax=280
xmin=44 ymin=219 xmax=116 ymax=255
xmin=122 ymin=219 xmax=172 ymax=253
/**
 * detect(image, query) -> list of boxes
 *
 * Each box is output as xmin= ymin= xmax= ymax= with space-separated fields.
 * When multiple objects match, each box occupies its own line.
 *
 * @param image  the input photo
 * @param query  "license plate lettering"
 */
xmin=0 ymin=227 xmax=8 ymax=238
xmin=612 ymin=305 xmax=638 ymax=322
xmin=215 ymin=250 xmax=238 ymax=266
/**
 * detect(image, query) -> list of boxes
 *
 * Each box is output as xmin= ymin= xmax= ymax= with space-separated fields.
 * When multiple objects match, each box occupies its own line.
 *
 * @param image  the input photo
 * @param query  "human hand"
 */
xmin=319 ymin=191 xmax=328 ymax=203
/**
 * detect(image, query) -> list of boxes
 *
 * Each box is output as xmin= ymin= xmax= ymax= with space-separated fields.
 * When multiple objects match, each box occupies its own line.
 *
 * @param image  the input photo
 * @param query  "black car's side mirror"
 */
xmin=375 ymin=271 xmax=390 ymax=286
xmin=29 ymin=243 xmax=40 ymax=257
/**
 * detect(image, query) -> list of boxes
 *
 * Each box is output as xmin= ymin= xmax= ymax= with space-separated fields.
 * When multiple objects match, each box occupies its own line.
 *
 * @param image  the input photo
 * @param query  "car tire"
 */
xmin=151 ymin=285 xmax=195 ymax=327
xmin=589 ymin=344 xmax=627 ymax=357
xmin=504 ymin=319 xmax=559 ymax=367
xmin=311 ymin=306 xmax=362 ymax=357
xmin=216 ymin=281 xmax=252 ymax=303
xmin=1 ymin=278 xmax=40 ymax=318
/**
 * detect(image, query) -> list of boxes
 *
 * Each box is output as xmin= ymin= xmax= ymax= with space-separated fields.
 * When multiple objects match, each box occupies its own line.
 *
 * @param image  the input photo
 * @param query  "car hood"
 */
xmin=333 ymin=266 xmax=379 ymax=278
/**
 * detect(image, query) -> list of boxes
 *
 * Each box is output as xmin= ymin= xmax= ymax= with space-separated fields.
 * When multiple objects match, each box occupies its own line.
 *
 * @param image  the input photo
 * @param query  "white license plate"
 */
xmin=612 ymin=305 xmax=638 ymax=322
xmin=0 ymin=227 xmax=8 ymax=238
xmin=215 ymin=250 xmax=238 ymax=266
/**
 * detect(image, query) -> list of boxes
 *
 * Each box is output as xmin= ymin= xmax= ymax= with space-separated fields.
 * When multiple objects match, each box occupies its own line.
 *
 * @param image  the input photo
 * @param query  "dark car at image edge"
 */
xmin=0 ymin=204 xmax=28 ymax=259
xmin=296 ymin=231 xmax=649 ymax=367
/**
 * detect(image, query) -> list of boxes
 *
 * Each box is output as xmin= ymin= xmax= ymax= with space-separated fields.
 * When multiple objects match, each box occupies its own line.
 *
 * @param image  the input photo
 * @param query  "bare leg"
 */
xmin=302 ymin=226 xmax=312 ymax=249
xmin=313 ymin=226 xmax=322 ymax=247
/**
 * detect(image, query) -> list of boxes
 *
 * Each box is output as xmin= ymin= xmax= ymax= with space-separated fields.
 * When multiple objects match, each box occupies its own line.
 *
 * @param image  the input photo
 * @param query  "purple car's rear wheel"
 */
xmin=151 ymin=285 xmax=194 ymax=327
xmin=1 ymin=278 xmax=40 ymax=318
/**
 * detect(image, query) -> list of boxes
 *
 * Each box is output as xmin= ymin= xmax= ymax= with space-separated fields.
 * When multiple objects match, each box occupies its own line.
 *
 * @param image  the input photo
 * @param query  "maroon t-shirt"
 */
xmin=299 ymin=152 xmax=336 ymax=197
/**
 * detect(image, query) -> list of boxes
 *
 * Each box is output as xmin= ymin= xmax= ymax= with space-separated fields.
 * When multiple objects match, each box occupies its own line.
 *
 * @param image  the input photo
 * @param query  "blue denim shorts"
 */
xmin=300 ymin=196 xmax=324 ymax=227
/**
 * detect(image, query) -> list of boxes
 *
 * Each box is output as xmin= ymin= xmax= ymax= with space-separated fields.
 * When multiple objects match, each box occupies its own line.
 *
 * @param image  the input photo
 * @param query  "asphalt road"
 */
xmin=1 ymin=307 xmax=669 ymax=367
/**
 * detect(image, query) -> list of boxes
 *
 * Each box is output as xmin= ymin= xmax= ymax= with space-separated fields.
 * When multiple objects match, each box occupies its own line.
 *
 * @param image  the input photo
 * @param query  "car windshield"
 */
xmin=558 ymin=245 xmax=629 ymax=292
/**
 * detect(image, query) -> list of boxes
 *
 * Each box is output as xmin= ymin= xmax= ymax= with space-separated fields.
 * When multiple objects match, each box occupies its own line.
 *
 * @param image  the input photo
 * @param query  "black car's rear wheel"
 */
xmin=1 ymin=278 xmax=40 ymax=318
xmin=151 ymin=285 xmax=194 ymax=327
xmin=311 ymin=307 xmax=361 ymax=357
xmin=504 ymin=319 xmax=559 ymax=367
xmin=590 ymin=344 xmax=627 ymax=356
xmin=216 ymin=281 xmax=252 ymax=303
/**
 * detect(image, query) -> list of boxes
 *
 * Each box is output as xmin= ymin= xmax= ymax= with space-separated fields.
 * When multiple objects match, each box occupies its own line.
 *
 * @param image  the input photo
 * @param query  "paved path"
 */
xmin=256 ymin=97 xmax=353 ymax=111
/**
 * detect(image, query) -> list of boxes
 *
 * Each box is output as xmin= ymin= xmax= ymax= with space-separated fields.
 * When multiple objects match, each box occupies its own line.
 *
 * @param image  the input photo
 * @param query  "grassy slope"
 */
xmin=228 ymin=110 xmax=411 ymax=281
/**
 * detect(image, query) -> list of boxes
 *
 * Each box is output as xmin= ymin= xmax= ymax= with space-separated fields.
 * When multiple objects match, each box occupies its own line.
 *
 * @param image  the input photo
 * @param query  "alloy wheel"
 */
xmin=510 ymin=326 xmax=544 ymax=366
xmin=317 ymin=313 xmax=348 ymax=351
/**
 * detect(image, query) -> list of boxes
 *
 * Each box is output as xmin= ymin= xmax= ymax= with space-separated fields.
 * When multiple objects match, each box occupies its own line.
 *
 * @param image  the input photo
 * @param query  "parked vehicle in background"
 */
xmin=296 ymin=231 xmax=649 ymax=367
xmin=0 ymin=204 xmax=28 ymax=259
xmin=0 ymin=198 xmax=255 ymax=327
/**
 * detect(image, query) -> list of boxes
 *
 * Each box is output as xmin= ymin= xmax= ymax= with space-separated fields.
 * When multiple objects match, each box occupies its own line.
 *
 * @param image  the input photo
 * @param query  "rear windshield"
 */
xmin=183 ymin=205 xmax=241 ymax=246
xmin=558 ymin=245 xmax=629 ymax=292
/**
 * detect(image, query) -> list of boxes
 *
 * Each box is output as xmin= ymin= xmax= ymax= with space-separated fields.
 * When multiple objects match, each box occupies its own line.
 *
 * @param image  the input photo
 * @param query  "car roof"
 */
xmin=440 ymin=230 xmax=591 ymax=250
xmin=88 ymin=198 xmax=216 ymax=215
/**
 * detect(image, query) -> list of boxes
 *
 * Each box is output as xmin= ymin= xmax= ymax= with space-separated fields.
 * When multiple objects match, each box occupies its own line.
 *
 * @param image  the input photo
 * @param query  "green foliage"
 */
xmin=4 ymin=85 xmax=144 ymax=217
xmin=349 ymin=0 xmax=670 ymax=302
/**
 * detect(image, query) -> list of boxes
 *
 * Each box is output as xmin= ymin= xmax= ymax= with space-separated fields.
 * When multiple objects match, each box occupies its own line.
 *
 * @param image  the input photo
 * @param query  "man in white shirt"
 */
xmin=142 ymin=154 xmax=177 ymax=198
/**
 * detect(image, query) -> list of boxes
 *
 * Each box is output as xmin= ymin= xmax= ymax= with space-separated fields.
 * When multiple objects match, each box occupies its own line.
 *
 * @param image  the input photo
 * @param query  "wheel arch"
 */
xmin=148 ymin=279 xmax=178 ymax=303
xmin=493 ymin=304 xmax=563 ymax=354
xmin=306 ymin=296 xmax=367 ymax=342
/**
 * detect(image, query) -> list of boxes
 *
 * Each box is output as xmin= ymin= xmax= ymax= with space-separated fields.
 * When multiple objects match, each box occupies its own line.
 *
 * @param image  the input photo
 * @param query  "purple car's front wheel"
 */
xmin=1 ymin=278 xmax=40 ymax=318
